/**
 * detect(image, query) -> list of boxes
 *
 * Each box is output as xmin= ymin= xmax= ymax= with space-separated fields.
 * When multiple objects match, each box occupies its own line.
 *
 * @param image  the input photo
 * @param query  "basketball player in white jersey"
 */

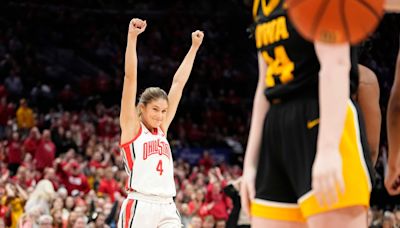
xmin=118 ymin=18 xmax=204 ymax=228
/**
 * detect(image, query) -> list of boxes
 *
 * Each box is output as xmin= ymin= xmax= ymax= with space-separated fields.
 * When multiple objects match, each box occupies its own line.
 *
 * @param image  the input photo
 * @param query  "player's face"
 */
xmin=143 ymin=98 xmax=168 ymax=128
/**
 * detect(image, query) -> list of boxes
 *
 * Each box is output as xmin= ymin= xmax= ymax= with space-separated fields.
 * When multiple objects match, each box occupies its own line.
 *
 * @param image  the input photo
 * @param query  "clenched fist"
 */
xmin=128 ymin=18 xmax=147 ymax=37
xmin=191 ymin=30 xmax=204 ymax=49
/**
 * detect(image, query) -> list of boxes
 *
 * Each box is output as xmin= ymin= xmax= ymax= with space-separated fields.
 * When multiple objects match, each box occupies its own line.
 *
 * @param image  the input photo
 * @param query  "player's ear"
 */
xmin=138 ymin=103 xmax=145 ymax=111
xmin=137 ymin=103 xmax=145 ymax=116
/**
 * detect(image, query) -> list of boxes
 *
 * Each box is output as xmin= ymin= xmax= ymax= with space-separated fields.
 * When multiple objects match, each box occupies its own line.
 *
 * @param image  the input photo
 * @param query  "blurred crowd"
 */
xmin=0 ymin=0 xmax=256 ymax=151
xmin=0 ymin=1 xmax=399 ymax=227
xmin=0 ymin=110 xmax=245 ymax=227
xmin=369 ymin=207 xmax=400 ymax=228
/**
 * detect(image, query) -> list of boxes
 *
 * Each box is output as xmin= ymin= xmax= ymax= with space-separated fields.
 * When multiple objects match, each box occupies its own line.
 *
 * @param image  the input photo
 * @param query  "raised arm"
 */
xmin=120 ymin=18 xmax=147 ymax=144
xmin=161 ymin=30 xmax=204 ymax=133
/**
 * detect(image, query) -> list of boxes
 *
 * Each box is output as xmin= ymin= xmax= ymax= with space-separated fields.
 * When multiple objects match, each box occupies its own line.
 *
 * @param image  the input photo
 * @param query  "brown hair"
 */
xmin=137 ymin=87 xmax=168 ymax=116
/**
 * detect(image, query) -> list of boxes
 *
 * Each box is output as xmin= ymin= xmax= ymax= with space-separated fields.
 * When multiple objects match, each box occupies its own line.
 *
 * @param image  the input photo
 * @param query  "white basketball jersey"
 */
xmin=120 ymin=122 xmax=176 ymax=197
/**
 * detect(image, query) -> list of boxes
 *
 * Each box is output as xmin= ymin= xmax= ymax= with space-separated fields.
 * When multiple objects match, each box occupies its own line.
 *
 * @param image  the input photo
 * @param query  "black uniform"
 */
xmin=251 ymin=0 xmax=373 ymax=222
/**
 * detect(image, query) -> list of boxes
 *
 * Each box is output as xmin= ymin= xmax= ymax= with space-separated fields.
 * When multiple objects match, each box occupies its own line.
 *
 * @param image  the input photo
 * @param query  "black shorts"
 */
xmin=252 ymin=97 xmax=373 ymax=222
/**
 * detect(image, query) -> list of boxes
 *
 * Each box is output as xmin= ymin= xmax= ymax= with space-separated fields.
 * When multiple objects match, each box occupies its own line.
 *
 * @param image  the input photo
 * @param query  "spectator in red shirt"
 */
xmin=202 ymin=168 xmax=232 ymax=220
xmin=34 ymin=129 xmax=56 ymax=172
xmin=198 ymin=150 xmax=213 ymax=174
xmin=98 ymin=167 xmax=120 ymax=202
xmin=97 ymin=114 xmax=116 ymax=139
xmin=7 ymin=131 xmax=23 ymax=176
xmin=204 ymin=182 xmax=232 ymax=221
xmin=20 ymin=153 xmax=34 ymax=171
xmin=23 ymin=127 xmax=41 ymax=157
xmin=0 ymin=97 xmax=10 ymax=140
xmin=188 ymin=189 xmax=205 ymax=216
xmin=88 ymin=151 xmax=108 ymax=170
xmin=11 ymin=166 xmax=34 ymax=189
xmin=57 ymin=160 xmax=90 ymax=195
xmin=43 ymin=167 xmax=60 ymax=190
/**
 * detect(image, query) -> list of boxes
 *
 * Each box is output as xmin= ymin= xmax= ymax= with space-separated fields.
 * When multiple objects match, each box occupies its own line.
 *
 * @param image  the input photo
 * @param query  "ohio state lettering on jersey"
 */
xmin=143 ymin=139 xmax=171 ymax=160
xmin=119 ymin=122 xmax=176 ymax=197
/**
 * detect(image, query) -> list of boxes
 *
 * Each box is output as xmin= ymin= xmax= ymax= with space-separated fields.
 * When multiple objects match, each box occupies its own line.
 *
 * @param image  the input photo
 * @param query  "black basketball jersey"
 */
xmin=253 ymin=0 xmax=359 ymax=100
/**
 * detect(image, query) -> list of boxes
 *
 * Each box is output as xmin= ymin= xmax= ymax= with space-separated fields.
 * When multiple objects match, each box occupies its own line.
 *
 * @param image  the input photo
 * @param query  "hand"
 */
xmin=128 ymin=18 xmax=147 ymax=37
xmin=232 ymin=177 xmax=242 ymax=191
xmin=208 ymin=171 xmax=217 ymax=183
xmin=206 ymin=202 xmax=215 ymax=211
xmin=5 ymin=184 xmax=15 ymax=197
xmin=385 ymin=157 xmax=400 ymax=195
xmin=191 ymin=30 xmax=204 ymax=49
xmin=215 ymin=167 xmax=223 ymax=180
xmin=54 ymin=158 xmax=62 ymax=164
xmin=312 ymin=148 xmax=345 ymax=207
xmin=240 ymin=167 xmax=256 ymax=217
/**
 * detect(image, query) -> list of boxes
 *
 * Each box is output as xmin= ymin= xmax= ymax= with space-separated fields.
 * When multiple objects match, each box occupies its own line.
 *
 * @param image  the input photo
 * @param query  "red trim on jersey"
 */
xmin=151 ymin=127 xmax=158 ymax=135
xmin=120 ymin=126 xmax=142 ymax=147
xmin=125 ymin=199 xmax=135 ymax=228
xmin=125 ymin=178 xmax=135 ymax=192
xmin=122 ymin=146 xmax=134 ymax=170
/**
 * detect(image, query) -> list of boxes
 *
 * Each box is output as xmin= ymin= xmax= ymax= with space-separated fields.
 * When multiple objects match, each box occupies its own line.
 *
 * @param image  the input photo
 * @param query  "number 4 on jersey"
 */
xmin=156 ymin=160 xmax=163 ymax=176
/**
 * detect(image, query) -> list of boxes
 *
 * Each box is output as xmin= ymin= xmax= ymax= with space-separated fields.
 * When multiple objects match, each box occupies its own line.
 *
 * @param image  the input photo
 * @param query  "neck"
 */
xmin=141 ymin=120 xmax=157 ymax=133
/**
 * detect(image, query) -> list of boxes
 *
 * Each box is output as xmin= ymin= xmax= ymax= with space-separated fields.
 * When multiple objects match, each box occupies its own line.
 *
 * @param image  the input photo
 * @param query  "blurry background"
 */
xmin=0 ymin=1 xmax=399 ymax=227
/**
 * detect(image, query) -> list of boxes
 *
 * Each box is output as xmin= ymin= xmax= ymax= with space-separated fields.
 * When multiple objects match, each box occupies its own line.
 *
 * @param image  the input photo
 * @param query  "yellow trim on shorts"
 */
xmin=299 ymin=101 xmax=371 ymax=218
xmin=251 ymin=199 xmax=306 ymax=222
xmin=251 ymin=102 xmax=371 ymax=222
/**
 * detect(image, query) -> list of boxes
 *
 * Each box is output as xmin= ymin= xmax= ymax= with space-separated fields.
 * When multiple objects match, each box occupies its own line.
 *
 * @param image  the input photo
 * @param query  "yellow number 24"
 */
xmin=261 ymin=45 xmax=294 ymax=87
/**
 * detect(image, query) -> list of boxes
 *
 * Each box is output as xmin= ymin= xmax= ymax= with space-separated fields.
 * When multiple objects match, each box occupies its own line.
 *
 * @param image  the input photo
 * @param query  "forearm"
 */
xmin=124 ymin=36 xmax=138 ymax=79
xmin=387 ymin=98 xmax=400 ymax=163
xmin=316 ymin=43 xmax=350 ymax=151
xmin=171 ymin=46 xmax=198 ymax=86
xmin=385 ymin=0 xmax=400 ymax=12
xmin=387 ymin=51 xmax=400 ymax=165
xmin=120 ymin=35 xmax=139 ymax=124
xmin=364 ymin=105 xmax=381 ymax=165
xmin=357 ymin=65 xmax=381 ymax=165
xmin=16 ymin=185 xmax=28 ymax=200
